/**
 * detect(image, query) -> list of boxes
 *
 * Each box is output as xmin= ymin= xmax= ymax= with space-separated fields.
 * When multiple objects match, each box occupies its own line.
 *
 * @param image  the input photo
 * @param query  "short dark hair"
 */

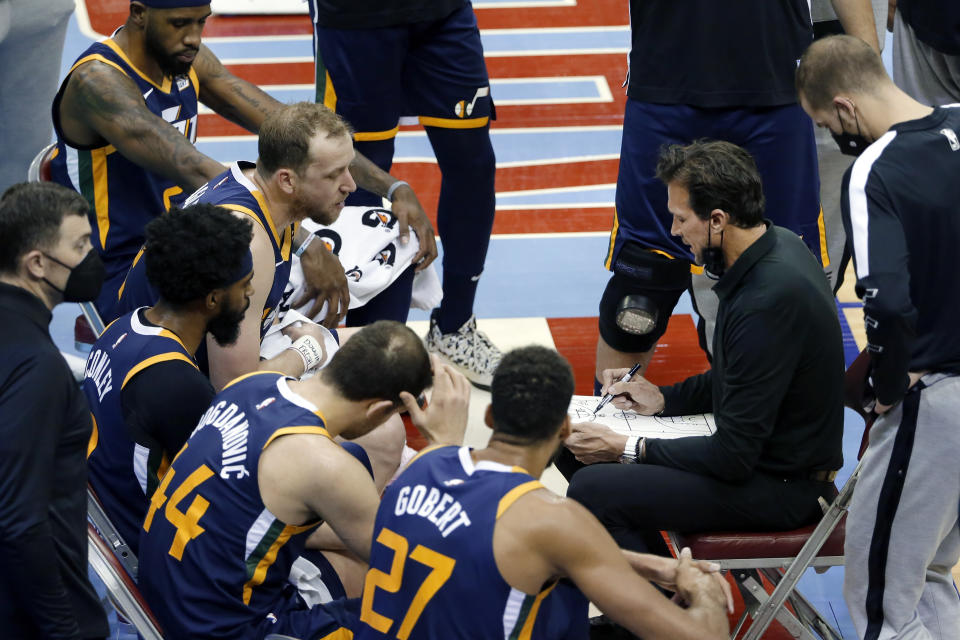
xmin=143 ymin=204 xmax=253 ymax=305
xmin=490 ymin=346 xmax=575 ymax=443
xmin=321 ymin=321 xmax=432 ymax=405
xmin=0 ymin=182 xmax=89 ymax=273
xmin=796 ymin=35 xmax=888 ymax=111
xmin=655 ymin=140 xmax=765 ymax=227
xmin=257 ymin=102 xmax=353 ymax=176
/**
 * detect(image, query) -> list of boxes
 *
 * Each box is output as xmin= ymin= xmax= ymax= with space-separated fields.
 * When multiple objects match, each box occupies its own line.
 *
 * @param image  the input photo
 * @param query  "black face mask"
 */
xmin=43 ymin=249 xmax=106 ymax=302
xmin=833 ymin=105 xmax=870 ymax=157
xmin=702 ymin=227 xmax=725 ymax=280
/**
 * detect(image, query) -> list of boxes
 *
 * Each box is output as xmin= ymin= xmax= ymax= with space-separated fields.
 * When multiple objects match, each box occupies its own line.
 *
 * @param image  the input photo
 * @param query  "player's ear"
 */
xmin=366 ymin=399 xmax=397 ymax=423
xmin=483 ymin=404 xmax=494 ymax=429
xmin=129 ymin=2 xmax=148 ymax=26
xmin=557 ymin=415 xmax=571 ymax=442
xmin=275 ymin=168 xmax=297 ymax=196
xmin=205 ymin=288 xmax=221 ymax=311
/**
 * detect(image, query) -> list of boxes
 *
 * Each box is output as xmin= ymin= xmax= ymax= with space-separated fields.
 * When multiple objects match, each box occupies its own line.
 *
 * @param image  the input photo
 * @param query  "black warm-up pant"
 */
xmin=557 ymin=449 xmax=837 ymax=556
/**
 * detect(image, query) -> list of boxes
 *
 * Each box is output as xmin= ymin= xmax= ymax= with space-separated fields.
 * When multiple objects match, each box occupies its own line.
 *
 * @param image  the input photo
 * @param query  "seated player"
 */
xmin=356 ymin=346 xmax=731 ymax=640
xmin=50 ymin=0 xmax=434 ymax=321
xmin=116 ymin=102 xmax=353 ymax=389
xmin=84 ymin=204 xmax=254 ymax=557
xmin=138 ymin=321 xmax=471 ymax=639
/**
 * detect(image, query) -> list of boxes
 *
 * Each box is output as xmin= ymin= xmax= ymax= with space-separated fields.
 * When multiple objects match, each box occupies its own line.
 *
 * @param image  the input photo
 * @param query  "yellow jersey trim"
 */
xmin=222 ymin=204 xmax=268 ymax=234
xmin=117 ymin=248 xmax=146 ymax=300
xmin=90 ymin=147 xmax=111 ymax=248
xmin=496 ymin=481 xmax=545 ymax=520
xmin=102 ymin=39 xmax=173 ymax=92
xmin=322 ymin=70 xmax=337 ymax=112
xmin=242 ymin=523 xmax=313 ymax=604
xmin=405 ymin=444 xmax=447 ymax=468
xmin=87 ymin=413 xmax=99 ymax=459
xmin=603 ymin=208 xmax=619 ymax=270
xmin=121 ymin=352 xmax=198 ymax=390
xmin=188 ymin=67 xmax=200 ymax=96
xmin=263 ymin=425 xmax=332 ymax=450
xmin=517 ymin=581 xmax=558 ymax=640
xmin=354 ymin=126 xmax=400 ymax=142
xmin=156 ymin=328 xmax=189 ymax=351
xmin=69 ymin=54 xmax=127 ymax=79
xmin=221 ymin=370 xmax=286 ymax=391
xmin=418 ymin=115 xmax=489 ymax=129
xmin=817 ymin=206 xmax=830 ymax=267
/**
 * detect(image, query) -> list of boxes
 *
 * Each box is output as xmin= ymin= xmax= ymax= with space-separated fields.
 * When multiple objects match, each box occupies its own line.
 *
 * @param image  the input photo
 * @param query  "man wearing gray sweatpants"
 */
xmin=798 ymin=36 xmax=960 ymax=640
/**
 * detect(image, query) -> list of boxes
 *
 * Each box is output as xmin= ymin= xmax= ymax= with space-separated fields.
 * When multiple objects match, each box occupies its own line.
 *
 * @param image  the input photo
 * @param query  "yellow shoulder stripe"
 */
xmin=263 ymin=425 xmax=331 ymax=450
xmin=87 ymin=413 xmax=99 ymax=459
xmin=222 ymin=204 xmax=268 ymax=234
xmin=496 ymin=480 xmax=545 ymax=520
xmin=69 ymin=54 xmax=128 ymax=78
xmin=221 ymin=370 xmax=285 ymax=391
xmin=404 ymin=444 xmax=448 ymax=468
xmin=121 ymin=352 xmax=197 ymax=390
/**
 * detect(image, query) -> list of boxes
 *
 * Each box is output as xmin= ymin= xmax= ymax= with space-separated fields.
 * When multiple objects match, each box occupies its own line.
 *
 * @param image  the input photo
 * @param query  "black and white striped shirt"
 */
xmin=841 ymin=105 xmax=960 ymax=405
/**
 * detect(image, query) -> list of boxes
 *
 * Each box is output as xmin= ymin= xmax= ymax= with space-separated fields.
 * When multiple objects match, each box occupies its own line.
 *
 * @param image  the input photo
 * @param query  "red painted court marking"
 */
xmin=547 ymin=315 xmax=710 ymax=396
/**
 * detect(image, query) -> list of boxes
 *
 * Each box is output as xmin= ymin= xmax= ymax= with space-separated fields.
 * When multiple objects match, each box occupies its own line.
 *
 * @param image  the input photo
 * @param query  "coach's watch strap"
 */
xmin=620 ymin=435 xmax=640 ymax=463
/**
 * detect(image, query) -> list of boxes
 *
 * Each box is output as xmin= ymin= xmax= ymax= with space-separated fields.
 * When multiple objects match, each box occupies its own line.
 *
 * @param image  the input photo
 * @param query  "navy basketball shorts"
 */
xmin=312 ymin=4 xmax=495 ymax=139
xmin=605 ymin=99 xmax=823 ymax=270
xmin=599 ymin=99 xmax=823 ymax=351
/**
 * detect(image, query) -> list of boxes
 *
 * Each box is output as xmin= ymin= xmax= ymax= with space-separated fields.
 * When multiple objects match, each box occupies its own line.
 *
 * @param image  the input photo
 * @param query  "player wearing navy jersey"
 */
xmin=358 ymin=347 xmax=731 ymax=640
xmin=51 ymin=0 xmax=435 ymax=324
xmin=798 ymin=35 xmax=960 ymax=640
xmin=138 ymin=321 xmax=471 ymax=639
xmin=84 ymin=204 xmax=253 ymax=557
xmin=117 ymin=103 xmax=356 ymax=390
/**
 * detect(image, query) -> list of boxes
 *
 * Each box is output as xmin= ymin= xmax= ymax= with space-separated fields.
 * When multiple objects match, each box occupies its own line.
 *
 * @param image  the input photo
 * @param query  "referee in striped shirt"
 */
xmin=798 ymin=35 xmax=960 ymax=640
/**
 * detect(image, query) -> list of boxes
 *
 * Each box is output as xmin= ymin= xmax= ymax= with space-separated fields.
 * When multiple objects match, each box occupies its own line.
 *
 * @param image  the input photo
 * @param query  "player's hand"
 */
xmin=564 ymin=421 xmax=626 ymax=464
xmin=281 ymin=322 xmax=328 ymax=367
xmin=674 ymin=547 xmax=734 ymax=614
xmin=390 ymin=183 xmax=438 ymax=272
xmin=600 ymin=369 xmax=665 ymax=415
xmin=400 ymin=357 xmax=470 ymax=446
xmin=294 ymin=243 xmax=350 ymax=328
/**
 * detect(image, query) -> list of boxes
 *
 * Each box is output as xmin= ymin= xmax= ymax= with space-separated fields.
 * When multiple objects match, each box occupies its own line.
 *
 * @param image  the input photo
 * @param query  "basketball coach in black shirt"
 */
xmin=563 ymin=140 xmax=845 ymax=559
xmin=0 ymin=182 xmax=108 ymax=639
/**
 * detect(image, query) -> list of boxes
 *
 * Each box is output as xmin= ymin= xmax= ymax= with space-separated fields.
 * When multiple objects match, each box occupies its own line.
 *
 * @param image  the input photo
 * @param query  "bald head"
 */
xmin=796 ymin=35 xmax=890 ymax=111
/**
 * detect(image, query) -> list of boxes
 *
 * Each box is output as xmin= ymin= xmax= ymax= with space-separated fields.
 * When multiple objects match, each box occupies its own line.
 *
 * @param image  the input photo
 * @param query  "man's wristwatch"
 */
xmin=620 ymin=435 xmax=644 ymax=464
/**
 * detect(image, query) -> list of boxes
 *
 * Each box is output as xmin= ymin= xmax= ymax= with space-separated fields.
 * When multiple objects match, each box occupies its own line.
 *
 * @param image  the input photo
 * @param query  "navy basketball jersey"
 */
xmin=138 ymin=372 xmax=327 ymax=639
xmin=83 ymin=308 xmax=198 ymax=557
xmin=115 ymin=162 xmax=294 ymax=340
xmin=50 ymin=34 xmax=200 ymax=299
xmin=357 ymin=446 xmax=589 ymax=640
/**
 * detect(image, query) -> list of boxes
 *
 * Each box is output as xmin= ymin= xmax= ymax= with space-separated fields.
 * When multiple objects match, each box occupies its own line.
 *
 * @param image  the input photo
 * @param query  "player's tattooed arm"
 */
xmin=62 ymin=61 xmax=223 ymax=190
xmin=194 ymin=44 xmax=282 ymax=132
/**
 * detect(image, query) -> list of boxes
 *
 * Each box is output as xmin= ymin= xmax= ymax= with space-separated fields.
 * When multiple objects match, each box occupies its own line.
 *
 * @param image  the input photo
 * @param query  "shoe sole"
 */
xmin=427 ymin=348 xmax=493 ymax=391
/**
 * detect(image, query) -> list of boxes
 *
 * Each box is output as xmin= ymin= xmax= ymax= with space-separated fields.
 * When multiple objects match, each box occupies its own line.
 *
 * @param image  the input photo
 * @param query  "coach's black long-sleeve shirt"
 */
xmin=0 ymin=283 xmax=108 ymax=639
xmin=840 ymin=106 xmax=960 ymax=406
xmin=647 ymin=225 xmax=845 ymax=483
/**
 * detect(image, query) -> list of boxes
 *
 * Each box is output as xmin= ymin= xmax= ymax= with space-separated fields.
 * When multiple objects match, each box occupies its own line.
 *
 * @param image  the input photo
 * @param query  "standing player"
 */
xmin=84 ymin=204 xmax=254 ymax=556
xmin=117 ymin=103 xmax=353 ymax=389
xmin=596 ymin=0 xmax=879 ymax=387
xmin=138 ymin=321 xmax=471 ymax=639
xmin=797 ymin=35 xmax=960 ymax=639
xmin=357 ymin=346 xmax=731 ymax=640
xmin=309 ymin=0 xmax=502 ymax=388
xmin=50 ymin=0 xmax=435 ymax=322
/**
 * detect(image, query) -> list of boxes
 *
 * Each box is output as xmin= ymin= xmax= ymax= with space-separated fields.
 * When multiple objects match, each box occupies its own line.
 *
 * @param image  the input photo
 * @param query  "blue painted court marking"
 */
xmin=496 ymin=184 xmax=615 ymax=209
xmin=196 ymin=125 xmax=623 ymax=166
xmin=197 ymin=76 xmax=611 ymax=115
xmin=203 ymin=26 xmax=630 ymax=64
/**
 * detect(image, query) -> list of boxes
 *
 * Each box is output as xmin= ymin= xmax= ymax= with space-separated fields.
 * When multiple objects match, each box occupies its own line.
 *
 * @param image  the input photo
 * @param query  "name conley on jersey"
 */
xmin=85 ymin=349 xmax=113 ymax=402
xmin=196 ymin=400 xmax=251 ymax=480
xmin=393 ymin=484 xmax=472 ymax=538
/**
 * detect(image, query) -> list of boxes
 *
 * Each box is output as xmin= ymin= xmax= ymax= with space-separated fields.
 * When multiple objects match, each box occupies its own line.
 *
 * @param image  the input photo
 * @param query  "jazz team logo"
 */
xmin=454 ymin=86 xmax=490 ymax=118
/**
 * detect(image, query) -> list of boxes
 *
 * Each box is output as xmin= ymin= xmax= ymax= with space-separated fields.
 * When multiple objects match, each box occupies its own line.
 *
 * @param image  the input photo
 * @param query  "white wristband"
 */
xmin=385 ymin=180 xmax=409 ymax=202
xmin=294 ymin=233 xmax=317 ymax=258
xmin=286 ymin=335 xmax=324 ymax=372
xmin=622 ymin=435 xmax=640 ymax=462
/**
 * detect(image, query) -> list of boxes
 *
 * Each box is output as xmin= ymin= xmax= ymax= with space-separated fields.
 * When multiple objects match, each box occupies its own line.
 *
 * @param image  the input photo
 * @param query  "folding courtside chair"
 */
xmin=88 ymin=522 xmax=163 ymax=639
xmin=667 ymin=350 xmax=875 ymax=640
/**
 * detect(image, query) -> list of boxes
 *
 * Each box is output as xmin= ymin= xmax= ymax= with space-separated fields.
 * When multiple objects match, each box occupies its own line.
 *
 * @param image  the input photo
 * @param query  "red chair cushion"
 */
xmin=674 ymin=514 xmax=846 ymax=560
